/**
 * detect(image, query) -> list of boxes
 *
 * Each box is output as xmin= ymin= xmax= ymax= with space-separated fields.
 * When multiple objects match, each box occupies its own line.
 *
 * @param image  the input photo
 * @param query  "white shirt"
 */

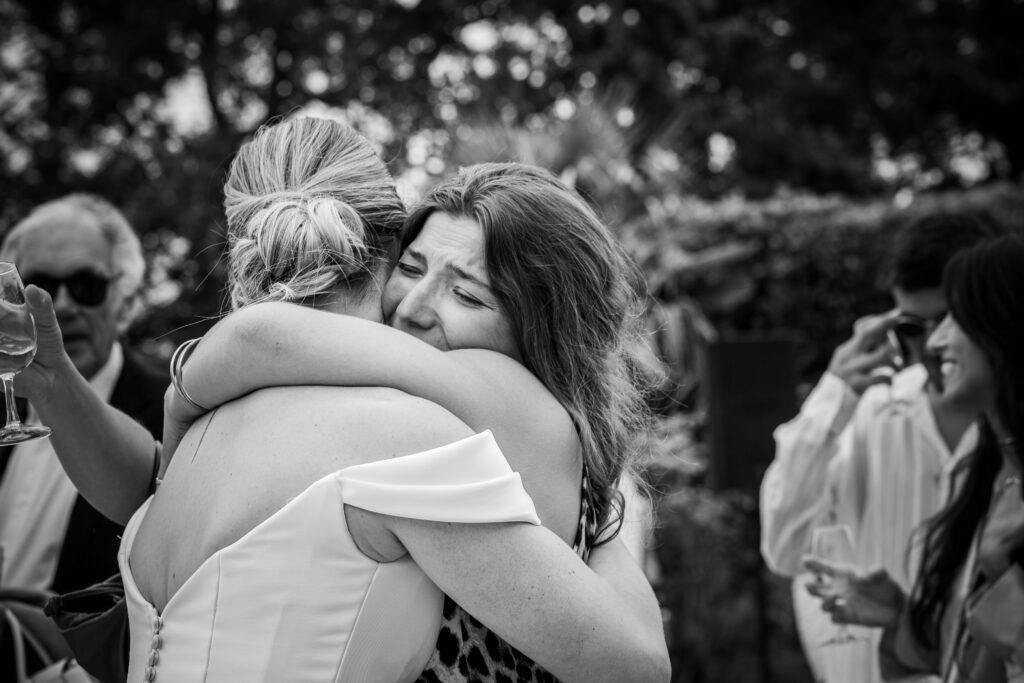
xmin=760 ymin=364 xmax=977 ymax=683
xmin=0 ymin=343 xmax=123 ymax=591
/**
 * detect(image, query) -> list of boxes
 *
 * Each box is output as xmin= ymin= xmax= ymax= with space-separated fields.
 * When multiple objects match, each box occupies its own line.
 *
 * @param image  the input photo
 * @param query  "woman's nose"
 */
xmin=392 ymin=281 xmax=438 ymax=330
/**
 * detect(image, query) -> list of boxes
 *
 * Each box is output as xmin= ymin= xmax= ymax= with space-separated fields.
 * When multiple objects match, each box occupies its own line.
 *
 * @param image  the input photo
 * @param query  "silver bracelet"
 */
xmin=170 ymin=338 xmax=209 ymax=412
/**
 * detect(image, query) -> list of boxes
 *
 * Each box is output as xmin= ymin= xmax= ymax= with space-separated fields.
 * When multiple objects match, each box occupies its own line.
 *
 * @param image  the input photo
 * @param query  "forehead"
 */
xmin=892 ymin=286 xmax=946 ymax=320
xmin=409 ymin=213 xmax=488 ymax=276
xmin=7 ymin=206 xmax=115 ymax=275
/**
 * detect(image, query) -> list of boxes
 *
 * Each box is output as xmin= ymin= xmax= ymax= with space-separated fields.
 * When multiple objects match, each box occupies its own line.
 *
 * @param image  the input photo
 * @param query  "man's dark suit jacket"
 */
xmin=0 ymin=348 xmax=168 ymax=594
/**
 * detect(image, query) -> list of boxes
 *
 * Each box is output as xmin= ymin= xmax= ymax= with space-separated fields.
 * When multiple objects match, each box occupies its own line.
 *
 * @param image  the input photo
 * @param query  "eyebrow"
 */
xmin=405 ymin=247 xmax=492 ymax=290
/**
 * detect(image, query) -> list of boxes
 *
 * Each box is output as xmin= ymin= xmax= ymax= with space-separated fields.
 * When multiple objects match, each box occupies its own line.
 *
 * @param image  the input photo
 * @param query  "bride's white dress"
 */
xmin=118 ymin=431 xmax=540 ymax=683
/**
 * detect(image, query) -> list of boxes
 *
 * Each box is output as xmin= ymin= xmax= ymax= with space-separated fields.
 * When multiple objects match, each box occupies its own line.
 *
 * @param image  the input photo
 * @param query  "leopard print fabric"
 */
xmin=415 ymin=596 xmax=559 ymax=683
xmin=415 ymin=467 xmax=599 ymax=683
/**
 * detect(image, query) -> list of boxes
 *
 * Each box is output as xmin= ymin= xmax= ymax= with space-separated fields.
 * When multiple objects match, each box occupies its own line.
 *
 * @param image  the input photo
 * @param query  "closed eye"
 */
xmin=396 ymin=261 xmax=423 ymax=277
xmin=454 ymin=288 xmax=488 ymax=308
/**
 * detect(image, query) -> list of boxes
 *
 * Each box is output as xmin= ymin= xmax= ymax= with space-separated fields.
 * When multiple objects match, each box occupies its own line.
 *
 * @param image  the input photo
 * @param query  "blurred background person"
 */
xmin=760 ymin=211 xmax=1003 ymax=683
xmin=0 ymin=194 xmax=166 ymax=595
xmin=808 ymin=233 xmax=1024 ymax=682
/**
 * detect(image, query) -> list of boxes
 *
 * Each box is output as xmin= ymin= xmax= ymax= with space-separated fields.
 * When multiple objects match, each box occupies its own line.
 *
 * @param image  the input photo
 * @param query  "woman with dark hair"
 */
xmin=808 ymin=234 xmax=1024 ymax=682
xmin=166 ymin=162 xmax=656 ymax=682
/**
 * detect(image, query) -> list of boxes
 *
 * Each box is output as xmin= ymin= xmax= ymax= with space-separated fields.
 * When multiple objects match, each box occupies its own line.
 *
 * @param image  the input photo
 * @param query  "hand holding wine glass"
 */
xmin=14 ymin=282 xmax=77 ymax=401
xmin=806 ymin=524 xmax=868 ymax=645
xmin=0 ymin=262 xmax=51 ymax=444
xmin=804 ymin=559 xmax=905 ymax=639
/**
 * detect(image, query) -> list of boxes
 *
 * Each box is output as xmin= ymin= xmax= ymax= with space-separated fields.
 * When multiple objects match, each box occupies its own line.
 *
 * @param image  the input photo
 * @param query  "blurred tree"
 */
xmin=1 ymin=0 xmax=1021 ymax=344
xmin=5 ymin=0 xmax=1022 ymax=210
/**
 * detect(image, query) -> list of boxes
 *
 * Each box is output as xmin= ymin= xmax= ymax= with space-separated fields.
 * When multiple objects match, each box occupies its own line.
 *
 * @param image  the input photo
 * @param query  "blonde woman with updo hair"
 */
xmin=17 ymin=117 xmax=668 ymax=683
xmin=167 ymin=160 xmax=665 ymax=683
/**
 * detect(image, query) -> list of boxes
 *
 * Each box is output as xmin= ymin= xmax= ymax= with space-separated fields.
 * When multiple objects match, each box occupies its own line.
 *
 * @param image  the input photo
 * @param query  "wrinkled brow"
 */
xmin=405 ymin=246 xmax=491 ymax=290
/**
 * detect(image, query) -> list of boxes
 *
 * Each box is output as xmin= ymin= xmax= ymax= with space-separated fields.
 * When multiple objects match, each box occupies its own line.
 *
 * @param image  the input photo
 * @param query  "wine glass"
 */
xmin=0 ymin=262 xmax=51 ymax=445
xmin=810 ymin=524 xmax=865 ymax=646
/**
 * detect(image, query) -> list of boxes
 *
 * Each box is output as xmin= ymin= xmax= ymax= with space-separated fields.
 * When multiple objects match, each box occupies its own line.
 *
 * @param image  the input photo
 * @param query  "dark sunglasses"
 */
xmin=892 ymin=313 xmax=944 ymax=341
xmin=888 ymin=312 xmax=945 ymax=365
xmin=24 ymin=271 xmax=116 ymax=307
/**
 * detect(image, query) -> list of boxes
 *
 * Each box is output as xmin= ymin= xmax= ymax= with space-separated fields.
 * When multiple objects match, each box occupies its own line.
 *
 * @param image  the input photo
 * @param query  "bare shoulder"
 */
xmin=209 ymin=385 xmax=475 ymax=468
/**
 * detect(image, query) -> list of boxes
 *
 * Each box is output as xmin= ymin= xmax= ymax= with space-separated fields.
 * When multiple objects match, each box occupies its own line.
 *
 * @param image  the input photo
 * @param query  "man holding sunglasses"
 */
xmin=760 ymin=210 xmax=1003 ymax=683
xmin=0 ymin=194 xmax=167 ymax=597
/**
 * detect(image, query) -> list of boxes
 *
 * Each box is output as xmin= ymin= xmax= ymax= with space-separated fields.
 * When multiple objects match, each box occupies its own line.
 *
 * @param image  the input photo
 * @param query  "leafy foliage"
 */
xmin=2 ymin=0 xmax=1020 ymax=334
xmin=3 ymin=0 xmax=1022 ymax=210
xmin=626 ymin=181 xmax=1024 ymax=384
xmin=651 ymin=480 xmax=817 ymax=683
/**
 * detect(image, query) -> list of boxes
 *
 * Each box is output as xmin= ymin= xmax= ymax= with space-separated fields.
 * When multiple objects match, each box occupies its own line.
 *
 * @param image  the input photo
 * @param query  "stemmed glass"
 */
xmin=0 ymin=262 xmax=51 ymax=445
xmin=810 ymin=524 xmax=865 ymax=646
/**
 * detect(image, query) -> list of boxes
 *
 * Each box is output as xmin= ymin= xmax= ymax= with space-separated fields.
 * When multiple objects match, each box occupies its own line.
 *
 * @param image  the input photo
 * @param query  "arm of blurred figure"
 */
xmin=963 ymin=564 xmax=1024 ymax=666
xmin=20 ymin=286 xmax=157 ymax=524
xmin=759 ymin=372 xmax=860 ymax=576
xmin=387 ymin=517 xmax=670 ymax=683
xmin=761 ymin=312 xmax=901 ymax=576
xmin=968 ymin=490 xmax=1024 ymax=666
xmin=877 ymin=593 xmax=941 ymax=679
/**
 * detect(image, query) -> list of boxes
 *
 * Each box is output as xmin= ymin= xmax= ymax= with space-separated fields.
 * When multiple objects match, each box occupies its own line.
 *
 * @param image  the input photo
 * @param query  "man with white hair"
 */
xmin=0 ymin=194 xmax=167 ymax=595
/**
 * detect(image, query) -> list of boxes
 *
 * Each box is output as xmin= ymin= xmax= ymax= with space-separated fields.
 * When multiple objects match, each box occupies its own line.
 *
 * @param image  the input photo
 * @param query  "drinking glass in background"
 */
xmin=810 ymin=524 xmax=866 ymax=646
xmin=0 ymin=262 xmax=51 ymax=445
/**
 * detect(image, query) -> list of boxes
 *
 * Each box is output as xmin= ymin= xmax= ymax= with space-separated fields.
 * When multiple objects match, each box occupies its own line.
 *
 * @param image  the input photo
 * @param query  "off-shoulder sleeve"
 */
xmin=336 ymin=430 xmax=541 ymax=525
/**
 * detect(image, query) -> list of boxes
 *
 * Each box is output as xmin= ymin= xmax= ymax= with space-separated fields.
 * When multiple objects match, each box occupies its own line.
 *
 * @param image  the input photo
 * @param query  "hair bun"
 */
xmin=222 ymin=116 xmax=407 ymax=310
xmin=227 ymin=192 xmax=369 ymax=307
xmin=299 ymin=195 xmax=368 ymax=265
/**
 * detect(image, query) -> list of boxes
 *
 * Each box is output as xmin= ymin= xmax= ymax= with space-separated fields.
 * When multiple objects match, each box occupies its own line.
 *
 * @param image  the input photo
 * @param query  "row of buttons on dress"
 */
xmin=144 ymin=615 xmax=163 ymax=682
